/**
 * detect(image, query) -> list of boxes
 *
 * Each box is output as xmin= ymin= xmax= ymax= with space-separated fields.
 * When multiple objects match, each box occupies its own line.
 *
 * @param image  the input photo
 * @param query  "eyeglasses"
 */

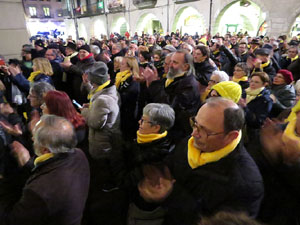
xmin=208 ymin=80 xmax=218 ymax=84
xmin=189 ymin=116 xmax=224 ymax=138
xmin=140 ymin=118 xmax=154 ymax=125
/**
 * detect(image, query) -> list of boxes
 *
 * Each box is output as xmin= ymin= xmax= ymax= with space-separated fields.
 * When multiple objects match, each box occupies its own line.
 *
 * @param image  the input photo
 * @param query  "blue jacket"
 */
xmin=12 ymin=73 xmax=53 ymax=94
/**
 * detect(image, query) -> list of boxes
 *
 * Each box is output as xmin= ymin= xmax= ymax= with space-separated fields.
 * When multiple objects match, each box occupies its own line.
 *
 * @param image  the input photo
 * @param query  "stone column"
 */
xmin=0 ymin=0 xmax=29 ymax=60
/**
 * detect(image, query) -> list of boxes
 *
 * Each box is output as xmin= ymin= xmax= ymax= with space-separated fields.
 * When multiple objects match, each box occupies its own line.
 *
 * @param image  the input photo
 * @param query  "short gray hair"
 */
xmin=90 ymin=45 xmax=101 ymax=55
xmin=143 ymin=103 xmax=175 ymax=133
xmin=212 ymin=71 xmax=229 ymax=82
xmin=30 ymin=82 xmax=55 ymax=102
xmin=34 ymin=115 xmax=77 ymax=153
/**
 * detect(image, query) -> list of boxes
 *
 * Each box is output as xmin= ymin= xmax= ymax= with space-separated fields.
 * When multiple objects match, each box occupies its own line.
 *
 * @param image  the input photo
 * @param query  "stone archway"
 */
xmin=111 ymin=16 xmax=129 ymax=36
xmin=213 ymin=0 xmax=269 ymax=36
xmin=135 ymin=13 xmax=163 ymax=35
xmin=172 ymin=6 xmax=206 ymax=35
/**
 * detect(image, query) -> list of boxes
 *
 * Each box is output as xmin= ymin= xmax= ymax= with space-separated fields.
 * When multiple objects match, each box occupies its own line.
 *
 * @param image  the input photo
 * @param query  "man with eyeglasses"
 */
xmin=138 ymin=98 xmax=264 ymax=222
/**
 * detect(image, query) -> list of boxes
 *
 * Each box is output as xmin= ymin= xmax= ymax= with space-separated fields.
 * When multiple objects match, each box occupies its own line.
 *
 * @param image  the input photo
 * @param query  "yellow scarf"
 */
xmin=213 ymin=50 xmax=220 ymax=55
xmin=288 ymin=55 xmax=299 ymax=62
xmin=261 ymin=60 xmax=270 ymax=69
xmin=137 ymin=131 xmax=167 ymax=144
xmin=34 ymin=153 xmax=54 ymax=166
xmin=165 ymin=72 xmax=185 ymax=87
xmin=115 ymin=70 xmax=131 ymax=89
xmin=28 ymin=71 xmax=41 ymax=82
xmin=187 ymin=131 xmax=242 ymax=169
xmin=282 ymin=119 xmax=300 ymax=148
xmin=245 ymin=87 xmax=264 ymax=104
xmin=162 ymin=73 xmax=167 ymax=79
xmin=286 ymin=100 xmax=300 ymax=122
xmin=87 ymin=80 xmax=110 ymax=108
xmin=232 ymin=76 xmax=248 ymax=83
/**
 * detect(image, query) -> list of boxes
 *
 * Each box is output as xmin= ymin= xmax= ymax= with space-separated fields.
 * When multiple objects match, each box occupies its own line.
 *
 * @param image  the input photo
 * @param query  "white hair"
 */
xmin=212 ymin=71 xmax=229 ymax=82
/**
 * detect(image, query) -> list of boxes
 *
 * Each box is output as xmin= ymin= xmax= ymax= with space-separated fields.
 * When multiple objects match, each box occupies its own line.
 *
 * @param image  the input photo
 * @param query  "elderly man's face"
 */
xmin=168 ymin=52 xmax=189 ymax=77
xmin=78 ymin=49 xmax=89 ymax=59
xmin=45 ymin=49 xmax=56 ymax=61
xmin=191 ymin=104 xmax=226 ymax=152
xmin=288 ymin=47 xmax=298 ymax=59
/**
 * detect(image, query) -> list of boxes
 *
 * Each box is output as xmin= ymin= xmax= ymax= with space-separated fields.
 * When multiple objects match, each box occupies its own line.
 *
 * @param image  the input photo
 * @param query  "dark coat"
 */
xmin=118 ymin=75 xmax=140 ymax=141
xmin=194 ymin=60 xmax=217 ymax=86
xmin=254 ymin=62 xmax=277 ymax=80
xmin=148 ymin=72 xmax=201 ymax=141
xmin=0 ymin=149 xmax=90 ymax=225
xmin=270 ymin=84 xmax=296 ymax=117
xmin=167 ymin=137 xmax=264 ymax=219
xmin=244 ymin=88 xmax=273 ymax=129
xmin=67 ymin=55 xmax=95 ymax=104
xmin=287 ymin=58 xmax=300 ymax=81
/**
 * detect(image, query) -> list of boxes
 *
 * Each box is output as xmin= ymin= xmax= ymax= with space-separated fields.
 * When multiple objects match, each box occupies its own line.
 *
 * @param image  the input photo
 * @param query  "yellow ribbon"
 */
xmin=288 ymin=55 xmax=299 ymax=62
xmin=187 ymin=131 xmax=242 ymax=169
xmin=115 ymin=70 xmax=131 ymax=89
xmin=137 ymin=130 xmax=167 ymax=144
xmin=261 ymin=60 xmax=270 ymax=69
xmin=34 ymin=153 xmax=54 ymax=166
xmin=28 ymin=71 xmax=41 ymax=82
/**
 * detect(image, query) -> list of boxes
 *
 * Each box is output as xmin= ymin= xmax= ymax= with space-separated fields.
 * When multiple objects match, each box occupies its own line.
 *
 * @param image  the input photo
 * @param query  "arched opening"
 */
xmin=214 ymin=0 xmax=266 ymax=36
xmin=111 ymin=17 xmax=129 ymax=36
xmin=136 ymin=13 xmax=163 ymax=35
xmin=290 ymin=15 xmax=300 ymax=37
xmin=172 ymin=6 xmax=205 ymax=35
xmin=94 ymin=19 xmax=107 ymax=38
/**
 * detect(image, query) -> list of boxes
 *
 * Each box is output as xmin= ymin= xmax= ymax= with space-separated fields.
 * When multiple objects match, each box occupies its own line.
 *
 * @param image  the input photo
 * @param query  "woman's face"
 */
xmin=120 ymin=58 xmax=129 ymax=72
xmin=233 ymin=66 xmax=246 ymax=79
xmin=40 ymin=102 xmax=49 ymax=115
xmin=138 ymin=115 xmax=158 ymax=134
xmin=250 ymin=76 xmax=265 ymax=90
xmin=273 ymin=73 xmax=286 ymax=85
xmin=138 ymin=53 xmax=146 ymax=63
xmin=207 ymin=74 xmax=220 ymax=89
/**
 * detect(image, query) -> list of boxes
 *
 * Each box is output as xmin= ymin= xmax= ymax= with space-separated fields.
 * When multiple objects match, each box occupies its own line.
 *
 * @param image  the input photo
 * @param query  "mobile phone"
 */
xmin=72 ymin=99 xmax=82 ymax=109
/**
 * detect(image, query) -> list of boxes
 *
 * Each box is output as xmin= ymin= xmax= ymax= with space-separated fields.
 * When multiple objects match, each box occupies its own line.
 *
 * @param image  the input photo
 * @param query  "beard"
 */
xmin=167 ymin=67 xmax=184 ymax=79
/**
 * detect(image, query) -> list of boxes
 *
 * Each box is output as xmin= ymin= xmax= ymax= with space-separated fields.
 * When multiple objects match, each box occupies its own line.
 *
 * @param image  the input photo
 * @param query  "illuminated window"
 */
xmin=43 ymin=7 xmax=50 ymax=17
xmin=29 ymin=7 xmax=37 ymax=16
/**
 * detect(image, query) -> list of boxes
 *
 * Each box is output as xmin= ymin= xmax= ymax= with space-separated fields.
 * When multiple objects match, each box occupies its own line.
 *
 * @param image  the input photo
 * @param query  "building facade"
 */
xmin=23 ymin=0 xmax=65 ymax=37
xmin=61 ymin=0 xmax=300 ymax=41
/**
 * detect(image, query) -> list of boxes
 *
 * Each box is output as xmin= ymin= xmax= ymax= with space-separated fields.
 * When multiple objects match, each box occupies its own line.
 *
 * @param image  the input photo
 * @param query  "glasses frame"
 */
xmin=189 ymin=116 xmax=224 ymax=138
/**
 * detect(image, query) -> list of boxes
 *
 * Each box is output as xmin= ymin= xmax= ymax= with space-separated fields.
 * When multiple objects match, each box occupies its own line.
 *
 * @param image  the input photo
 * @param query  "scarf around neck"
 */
xmin=233 ymin=76 xmax=248 ymax=83
xmin=245 ymin=87 xmax=264 ymax=104
xmin=34 ymin=153 xmax=54 ymax=166
xmin=187 ymin=131 xmax=242 ymax=169
xmin=165 ymin=72 xmax=185 ymax=87
xmin=137 ymin=130 xmax=167 ymax=144
xmin=115 ymin=70 xmax=131 ymax=89
xmin=28 ymin=70 xmax=42 ymax=82
xmin=282 ymin=119 xmax=300 ymax=148
xmin=87 ymin=80 xmax=111 ymax=107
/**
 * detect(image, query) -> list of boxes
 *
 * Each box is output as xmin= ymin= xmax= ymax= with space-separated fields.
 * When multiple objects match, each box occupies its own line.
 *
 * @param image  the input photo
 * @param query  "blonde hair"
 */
xmin=124 ymin=56 xmax=139 ymax=78
xmin=33 ymin=57 xmax=53 ymax=76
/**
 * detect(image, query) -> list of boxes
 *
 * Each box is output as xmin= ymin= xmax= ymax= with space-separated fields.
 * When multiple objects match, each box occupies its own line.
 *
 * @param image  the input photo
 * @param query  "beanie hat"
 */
xmin=88 ymin=62 xmax=109 ymax=85
xmin=35 ymin=39 xmax=45 ymax=48
xmin=278 ymin=69 xmax=293 ymax=84
xmin=211 ymin=81 xmax=242 ymax=103
xmin=78 ymin=44 xmax=91 ymax=53
xmin=255 ymin=47 xmax=271 ymax=56
xmin=66 ymin=41 xmax=77 ymax=51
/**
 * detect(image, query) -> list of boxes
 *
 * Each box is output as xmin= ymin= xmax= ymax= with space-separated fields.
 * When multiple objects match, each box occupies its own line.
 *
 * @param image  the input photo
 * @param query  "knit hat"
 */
xmin=35 ymin=39 xmax=45 ymax=48
xmin=250 ymin=39 xmax=260 ymax=45
xmin=88 ymin=62 xmax=109 ymax=85
xmin=255 ymin=48 xmax=271 ymax=56
xmin=211 ymin=81 xmax=242 ymax=103
xmin=66 ymin=41 xmax=77 ymax=51
xmin=278 ymin=69 xmax=294 ymax=84
xmin=78 ymin=44 xmax=91 ymax=53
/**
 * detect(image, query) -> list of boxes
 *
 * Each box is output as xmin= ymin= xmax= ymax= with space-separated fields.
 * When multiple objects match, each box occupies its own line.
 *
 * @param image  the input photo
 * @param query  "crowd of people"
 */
xmin=0 ymin=29 xmax=299 ymax=225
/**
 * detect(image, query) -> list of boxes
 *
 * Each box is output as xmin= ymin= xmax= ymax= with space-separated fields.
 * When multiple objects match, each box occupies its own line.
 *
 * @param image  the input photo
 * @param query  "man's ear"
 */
xmin=224 ymin=130 xmax=239 ymax=145
xmin=41 ymin=147 xmax=51 ymax=155
xmin=183 ymin=63 xmax=190 ymax=72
